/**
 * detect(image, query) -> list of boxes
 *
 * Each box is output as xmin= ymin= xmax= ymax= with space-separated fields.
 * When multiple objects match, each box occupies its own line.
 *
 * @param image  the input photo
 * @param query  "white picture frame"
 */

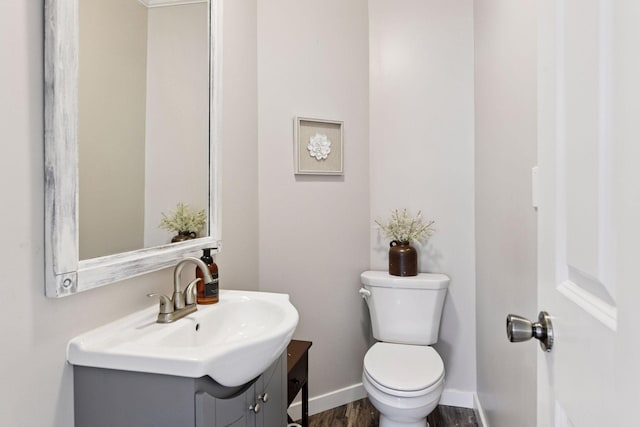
xmin=294 ymin=116 xmax=344 ymax=175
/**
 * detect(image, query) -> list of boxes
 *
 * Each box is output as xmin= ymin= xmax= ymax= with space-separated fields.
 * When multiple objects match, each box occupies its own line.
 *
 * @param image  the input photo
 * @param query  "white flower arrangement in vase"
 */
xmin=375 ymin=209 xmax=435 ymax=276
xmin=159 ymin=202 xmax=207 ymax=242
xmin=375 ymin=209 xmax=435 ymax=244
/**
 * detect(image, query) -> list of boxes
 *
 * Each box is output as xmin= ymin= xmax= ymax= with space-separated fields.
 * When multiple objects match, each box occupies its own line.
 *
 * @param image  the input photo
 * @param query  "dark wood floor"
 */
xmin=302 ymin=398 xmax=478 ymax=427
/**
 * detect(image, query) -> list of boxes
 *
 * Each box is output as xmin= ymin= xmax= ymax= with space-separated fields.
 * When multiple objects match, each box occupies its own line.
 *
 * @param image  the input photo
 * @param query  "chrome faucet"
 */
xmin=148 ymin=257 xmax=215 ymax=323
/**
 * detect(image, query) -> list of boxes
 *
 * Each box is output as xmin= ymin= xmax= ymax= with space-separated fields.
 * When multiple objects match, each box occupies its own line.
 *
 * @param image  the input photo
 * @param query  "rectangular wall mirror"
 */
xmin=44 ymin=0 xmax=221 ymax=297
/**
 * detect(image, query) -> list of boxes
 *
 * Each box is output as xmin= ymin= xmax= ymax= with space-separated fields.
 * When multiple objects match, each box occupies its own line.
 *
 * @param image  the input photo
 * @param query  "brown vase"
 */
xmin=388 ymin=240 xmax=417 ymax=276
xmin=171 ymin=231 xmax=197 ymax=243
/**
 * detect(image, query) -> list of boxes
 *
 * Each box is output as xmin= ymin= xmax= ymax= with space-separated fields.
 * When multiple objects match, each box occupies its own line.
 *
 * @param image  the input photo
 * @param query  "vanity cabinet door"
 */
xmin=255 ymin=352 xmax=287 ymax=427
xmin=196 ymin=386 xmax=255 ymax=427
xmin=194 ymin=353 xmax=287 ymax=427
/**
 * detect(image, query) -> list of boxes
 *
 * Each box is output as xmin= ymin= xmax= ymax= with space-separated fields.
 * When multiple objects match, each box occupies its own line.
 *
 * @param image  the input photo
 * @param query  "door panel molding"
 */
xmin=554 ymin=0 xmax=617 ymax=329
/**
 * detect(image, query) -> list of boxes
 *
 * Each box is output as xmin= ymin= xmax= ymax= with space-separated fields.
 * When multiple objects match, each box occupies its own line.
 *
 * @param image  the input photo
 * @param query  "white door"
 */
xmin=537 ymin=0 xmax=640 ymax=425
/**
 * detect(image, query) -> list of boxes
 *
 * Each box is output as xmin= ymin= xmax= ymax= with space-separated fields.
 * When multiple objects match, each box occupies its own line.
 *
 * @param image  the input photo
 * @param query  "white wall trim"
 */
xmin=287 ymin=384 xmax=477 ymax=421
xmin=137 ymin=0 xmax=207 ymax=8
xmin=439 ymin=388 xmax=475 ymax=408
xmin=287 ymin=383 xmax=367 ymax=421
xmin=473 ymin=393 xmax=489 ymax=427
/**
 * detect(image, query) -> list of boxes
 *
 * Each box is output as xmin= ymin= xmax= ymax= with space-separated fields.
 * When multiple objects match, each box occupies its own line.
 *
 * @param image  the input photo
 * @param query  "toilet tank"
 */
xmin=361 ymin=271 xmax=449 ymax=345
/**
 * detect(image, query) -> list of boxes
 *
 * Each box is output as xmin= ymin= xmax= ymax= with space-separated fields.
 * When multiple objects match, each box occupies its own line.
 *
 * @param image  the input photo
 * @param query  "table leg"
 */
xmin=302 ymin=380 xmax=309 ymax=427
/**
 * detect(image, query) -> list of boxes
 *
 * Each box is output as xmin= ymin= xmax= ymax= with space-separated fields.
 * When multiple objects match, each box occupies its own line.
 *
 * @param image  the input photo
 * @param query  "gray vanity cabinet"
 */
xmin=74 ymin=352 xmax=287 ymax=427
xmin=196 ymin=352 xmax=287 ymax=427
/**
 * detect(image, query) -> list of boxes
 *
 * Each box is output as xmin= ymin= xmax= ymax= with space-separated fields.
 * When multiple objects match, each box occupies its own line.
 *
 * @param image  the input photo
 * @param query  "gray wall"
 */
xmin=0 ymin=1 xmax=258 ymax=425
xmin=78 ymin=0 xmax=147 ymax=259
xmin=144 ymin=3 xmax=210 ymax=248
xmin=256 ymin=0 xmax=371 ymax=400
xmin=474 ymin=0 xmax=538 ymax=425
xmin=0 ymin=0 xmax=540 ymax=425
xmin=369 ymin=0 xmax=476 ymax=399
xmin=215 ymin=0 xmax=259 ymax=291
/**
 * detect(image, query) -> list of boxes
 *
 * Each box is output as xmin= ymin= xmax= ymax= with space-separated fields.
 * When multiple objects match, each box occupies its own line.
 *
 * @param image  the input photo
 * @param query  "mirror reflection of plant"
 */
xmin=159 ymin=202 xmax=207 ymax=235
xmin=375 ymin=209 xmax=435 ymax=243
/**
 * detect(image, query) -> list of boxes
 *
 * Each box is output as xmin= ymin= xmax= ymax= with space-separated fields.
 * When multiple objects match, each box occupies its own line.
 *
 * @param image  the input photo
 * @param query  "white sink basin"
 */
xmin=67 ymin=290 xmax=299 ymax=387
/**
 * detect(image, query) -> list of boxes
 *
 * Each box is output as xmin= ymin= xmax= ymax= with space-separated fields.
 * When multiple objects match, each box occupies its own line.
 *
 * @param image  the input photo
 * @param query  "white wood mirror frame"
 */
xmin=44 ymin=0 xmax=222 ymax=297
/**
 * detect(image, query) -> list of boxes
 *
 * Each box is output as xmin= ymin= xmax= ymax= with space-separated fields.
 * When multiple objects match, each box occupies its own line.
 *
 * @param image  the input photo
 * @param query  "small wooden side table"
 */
xmin=287 ymin=339 xmax=312 ymax=427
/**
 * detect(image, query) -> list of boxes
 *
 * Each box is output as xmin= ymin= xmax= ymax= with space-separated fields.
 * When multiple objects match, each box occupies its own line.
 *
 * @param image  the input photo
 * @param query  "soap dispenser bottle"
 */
xmin=196 ymin=248 xmax=219 ymax=304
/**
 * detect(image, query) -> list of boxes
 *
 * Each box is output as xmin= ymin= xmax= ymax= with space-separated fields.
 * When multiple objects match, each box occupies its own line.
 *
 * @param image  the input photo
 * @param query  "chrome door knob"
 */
xmin=506 ymin=311 xmax=554 ymax=352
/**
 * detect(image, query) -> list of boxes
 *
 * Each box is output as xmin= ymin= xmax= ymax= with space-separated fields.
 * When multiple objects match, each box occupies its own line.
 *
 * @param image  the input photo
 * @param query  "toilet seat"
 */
xmin=364 ymin=342 xmax=445 ymax=397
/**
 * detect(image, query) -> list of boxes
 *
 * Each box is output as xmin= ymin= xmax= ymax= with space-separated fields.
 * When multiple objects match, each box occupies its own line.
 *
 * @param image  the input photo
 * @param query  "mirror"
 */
xmin=44 ymin=0 xmax=221 ymax=297
xmin=78 ymin=0 xmax=211 ymax=259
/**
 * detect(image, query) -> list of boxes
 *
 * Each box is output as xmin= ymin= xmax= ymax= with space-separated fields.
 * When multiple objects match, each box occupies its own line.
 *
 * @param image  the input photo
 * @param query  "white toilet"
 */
xmin=359 ymin=271 xmax=450 ymax=427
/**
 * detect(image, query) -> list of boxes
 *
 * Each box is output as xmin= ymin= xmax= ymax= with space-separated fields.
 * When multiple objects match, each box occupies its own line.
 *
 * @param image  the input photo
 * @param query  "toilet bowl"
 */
xmin=359 ymin=271 xmax=450 ymax=427
xmin=362 ymin=342 xmax=445 ymax=427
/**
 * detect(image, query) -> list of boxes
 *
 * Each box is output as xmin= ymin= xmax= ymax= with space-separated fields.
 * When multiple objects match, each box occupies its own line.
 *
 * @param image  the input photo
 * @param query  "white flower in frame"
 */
xmin=307 ymin=133 xmax=332 ymax=160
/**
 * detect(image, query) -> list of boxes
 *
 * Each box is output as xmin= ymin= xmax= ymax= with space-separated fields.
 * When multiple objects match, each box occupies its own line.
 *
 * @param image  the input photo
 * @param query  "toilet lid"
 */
xmin=364 ymin=343 xmax=444 ymax=392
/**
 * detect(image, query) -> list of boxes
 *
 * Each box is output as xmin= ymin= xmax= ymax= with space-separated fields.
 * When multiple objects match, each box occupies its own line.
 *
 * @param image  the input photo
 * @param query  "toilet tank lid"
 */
xmin=361 ymin=271 xmax=450 ymax=289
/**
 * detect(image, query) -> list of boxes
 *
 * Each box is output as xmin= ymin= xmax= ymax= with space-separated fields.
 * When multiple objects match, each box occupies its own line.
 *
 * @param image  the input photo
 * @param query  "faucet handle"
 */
xmin=184 ymin=279 xmax=200 ymax=305
xmin=147 ymin=293 xmax=173 ymax=314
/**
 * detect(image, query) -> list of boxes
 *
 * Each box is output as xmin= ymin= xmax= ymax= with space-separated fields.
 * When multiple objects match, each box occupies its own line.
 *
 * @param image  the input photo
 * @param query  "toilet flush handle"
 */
xmin=358 ymin=288 xmax=371 ymax=299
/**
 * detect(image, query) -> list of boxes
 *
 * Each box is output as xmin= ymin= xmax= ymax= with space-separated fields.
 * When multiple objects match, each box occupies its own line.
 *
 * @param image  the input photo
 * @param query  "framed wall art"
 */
xmin=294 ymin=116 xmax=344 ymax=175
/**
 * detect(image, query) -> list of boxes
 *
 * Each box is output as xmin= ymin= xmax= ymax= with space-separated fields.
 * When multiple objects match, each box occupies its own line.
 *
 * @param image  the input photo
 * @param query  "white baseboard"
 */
xmin=287 ymin=384 xmax=477 ymax=421
xmin=287 ymin=383 xmax=367 ymax=421
xmin=439 ymin=389 xmax=475 ymax=408
xmin=473 ymin=392 xmax=489 ymax=427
